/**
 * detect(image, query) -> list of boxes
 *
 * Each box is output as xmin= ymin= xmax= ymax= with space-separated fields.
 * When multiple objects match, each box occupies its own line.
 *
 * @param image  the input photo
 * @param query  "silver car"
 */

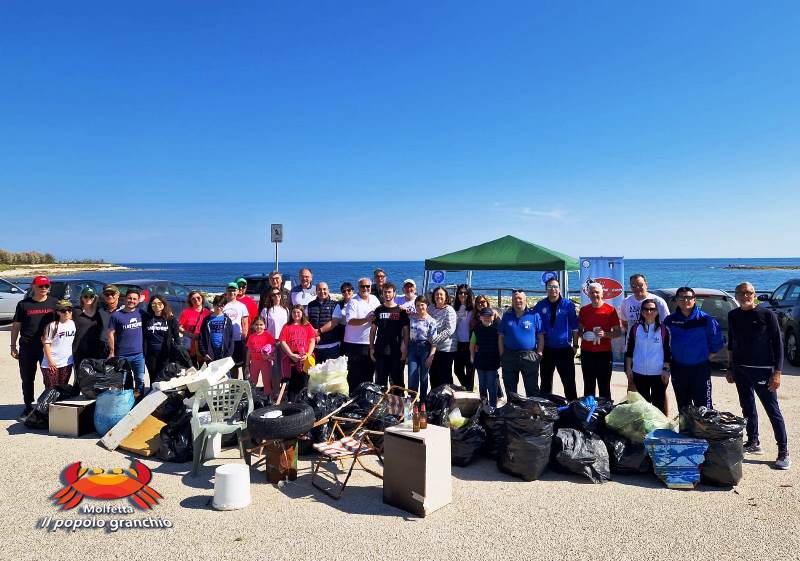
xmin=0 ymin=278 xmax=26 ymax=321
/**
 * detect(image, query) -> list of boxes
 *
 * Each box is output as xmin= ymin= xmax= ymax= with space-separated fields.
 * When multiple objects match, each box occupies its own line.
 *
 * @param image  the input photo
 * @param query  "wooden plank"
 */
xmin=100 ymin=390 xmax=168 ymax=450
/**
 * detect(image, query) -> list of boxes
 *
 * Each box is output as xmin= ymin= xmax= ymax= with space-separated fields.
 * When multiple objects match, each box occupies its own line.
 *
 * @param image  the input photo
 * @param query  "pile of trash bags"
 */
xmin=78 ymin=358 xmax=134 ymax=399
xmin=498 ymin=400 xmax=558 ymax=481
xmin=681 ymin=405 xmax=745 ymax=486
xmin=153 ymin=392 xmax=193 ymax=463
xmin=24 ymin=384 xmax=80 ymax=430
xmin=307 ymin=356 xmax=349 ymax=395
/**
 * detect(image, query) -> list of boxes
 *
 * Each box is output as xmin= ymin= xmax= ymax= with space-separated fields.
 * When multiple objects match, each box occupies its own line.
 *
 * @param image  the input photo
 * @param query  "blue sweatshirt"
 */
xmin=532 ymin=297 xmax=578 ymax=349
xmin=664 ymin=306 xmax=723 ymax=366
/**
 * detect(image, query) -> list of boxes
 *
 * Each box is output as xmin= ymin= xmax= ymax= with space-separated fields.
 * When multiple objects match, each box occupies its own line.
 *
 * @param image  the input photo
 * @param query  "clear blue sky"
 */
xmin=2 ymin=2 xmax=799 ymax=262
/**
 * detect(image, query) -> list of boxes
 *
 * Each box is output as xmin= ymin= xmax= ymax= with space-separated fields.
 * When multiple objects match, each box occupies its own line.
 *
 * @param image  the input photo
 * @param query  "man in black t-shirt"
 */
xmin=369 ymin=283 xmax=409 ymax=389
xmin=10 ymin=276 xmax=58 ymax=420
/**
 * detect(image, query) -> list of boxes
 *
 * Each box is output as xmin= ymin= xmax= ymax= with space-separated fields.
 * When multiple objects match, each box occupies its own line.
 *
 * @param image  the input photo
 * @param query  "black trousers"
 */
xmin=453 ymin=342 xmax=475 ymax=391
xmin=430 ymin=351 xmax=456 ymax=390
xmin=375 ymin=351 xmax=405 ymax=389
xmin=581 ymin=350 xmax=612 ymax=399
xmin=18 ymin=340 xmax=43 ymax=406
xmin=671 ymin=362 xmax=712 ymax=411
xmin=314 ymin=345 xmax=340 ymax=364
xmin=343 ymin=342 xmax=374 ymax=393
xmin=539 ymin=346 xmax=578 ymax=400
xmin=733 ymin=365 xmax=788 ymax=450
xmin=633 ymin=373 xmax=667 ymax=414
xmin=287 ymin=363 xmax=309 ymax=403
xmin=145 ymin=350 xmax=169 ymax=386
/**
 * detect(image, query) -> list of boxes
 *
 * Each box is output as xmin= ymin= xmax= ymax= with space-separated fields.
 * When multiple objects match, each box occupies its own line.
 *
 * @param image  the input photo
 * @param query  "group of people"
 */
xmin=9 ymin=268 xmax=789 ymax=469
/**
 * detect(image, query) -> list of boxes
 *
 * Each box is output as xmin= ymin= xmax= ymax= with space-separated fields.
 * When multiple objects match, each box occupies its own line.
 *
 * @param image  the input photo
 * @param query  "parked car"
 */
xmin=115 ymin=279 xmax=197 ymax=315
xmin=0 ymin=278 xmax=26 ymax=321
xmin=240 ymin=273 xmax=292 ymax=300
xmin=756 ymin=279 xmax=800 ymax=367
xmin=26 ymin=278 xmax=106 ymax=308
xmin=651 ymin=288 xmax=739 ymax=365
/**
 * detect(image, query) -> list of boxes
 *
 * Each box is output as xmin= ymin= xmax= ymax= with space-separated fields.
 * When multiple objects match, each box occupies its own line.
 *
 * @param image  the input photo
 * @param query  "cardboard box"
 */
xmin=49 ymin=399 xmax=96 ymax=437
xmin=383 ymin=423 xmax=452 ymax=517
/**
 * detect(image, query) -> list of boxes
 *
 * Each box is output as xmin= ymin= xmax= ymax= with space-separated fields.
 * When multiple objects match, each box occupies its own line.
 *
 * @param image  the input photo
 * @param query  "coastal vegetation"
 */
xmin=0 ymin=249 xmax=106 ymax=266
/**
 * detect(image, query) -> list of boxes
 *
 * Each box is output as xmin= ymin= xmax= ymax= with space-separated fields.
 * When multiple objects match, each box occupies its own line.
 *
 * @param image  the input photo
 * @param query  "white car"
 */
xmin=0 ymin=278 xmax=26 ymax=321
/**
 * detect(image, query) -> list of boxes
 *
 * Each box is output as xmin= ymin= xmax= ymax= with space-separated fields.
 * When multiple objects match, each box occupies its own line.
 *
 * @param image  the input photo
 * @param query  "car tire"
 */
xmin=247 ymin=403 xmax=315 ymax=442
xmin=786 ymin=330 xmax=800 ymax=367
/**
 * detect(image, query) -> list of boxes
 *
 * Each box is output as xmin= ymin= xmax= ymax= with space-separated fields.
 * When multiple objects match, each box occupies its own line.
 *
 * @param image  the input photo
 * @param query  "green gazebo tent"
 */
xmin=423 ymin=235 xmax=579 ymax=294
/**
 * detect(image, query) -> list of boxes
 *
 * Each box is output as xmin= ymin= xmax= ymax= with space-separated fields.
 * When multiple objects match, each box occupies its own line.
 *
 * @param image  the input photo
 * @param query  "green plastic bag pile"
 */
xmin=605 ymin=391 xmax=677 ymax=444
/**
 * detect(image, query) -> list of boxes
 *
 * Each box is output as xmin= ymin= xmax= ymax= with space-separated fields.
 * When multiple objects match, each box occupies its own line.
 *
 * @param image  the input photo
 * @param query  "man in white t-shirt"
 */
xmin=343 ymin=277 xmax=381 ymax=389
xmin=396 ymin=278 xmax=418 ymax=314
xmin=620 ymin=274 xmax=670 ymax=332
xmin=290 ymin=267 xmax=316 ymax=308
xmin=223 ymin=282 xmax=250 ymax=379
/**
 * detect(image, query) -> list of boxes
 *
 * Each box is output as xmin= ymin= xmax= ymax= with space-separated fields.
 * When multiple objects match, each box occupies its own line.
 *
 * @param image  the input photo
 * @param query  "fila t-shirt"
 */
xmin=41 ymin=320 xmax=76 ymax=368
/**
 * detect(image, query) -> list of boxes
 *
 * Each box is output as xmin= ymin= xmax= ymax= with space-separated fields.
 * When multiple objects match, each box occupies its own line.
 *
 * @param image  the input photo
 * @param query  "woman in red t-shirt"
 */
xmin=178 ymin=291 xmax=211 ymax=367
xmin=278 ymin=305 xmax=317 ymax=401
xmin=246 ymin=316 xmax=276 ymax=395
xmin=578 ymin=282 xmax=621 ymax=399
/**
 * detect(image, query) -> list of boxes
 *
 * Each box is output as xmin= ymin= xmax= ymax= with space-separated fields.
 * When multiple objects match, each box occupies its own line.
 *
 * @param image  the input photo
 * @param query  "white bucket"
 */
xmin=212 ymin=464 xmax=251 ymax=510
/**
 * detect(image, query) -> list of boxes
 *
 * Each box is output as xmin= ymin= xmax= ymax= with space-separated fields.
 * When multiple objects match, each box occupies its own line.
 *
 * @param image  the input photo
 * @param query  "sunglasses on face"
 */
xmin=546 ymin=285 xmax=559 ymax=290
xmin=37 ymin=285 xmax=50 ymax=289
xmin=642 ymin=308 xmax=657 ymax=312
xmin=458 ymin=291 xmax=468 ymax=295
xmin=360 ymin=285 xmax=371 ymax=289
xmin=677 ymin=296 xmax=695 ymax=301
xmin=343 ymin=288 xmax=354 ymax=293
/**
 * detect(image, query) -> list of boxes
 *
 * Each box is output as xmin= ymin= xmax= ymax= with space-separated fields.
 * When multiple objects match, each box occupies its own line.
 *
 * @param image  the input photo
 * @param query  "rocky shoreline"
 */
xmin=0 ymin=263 xmax=132 ymax=278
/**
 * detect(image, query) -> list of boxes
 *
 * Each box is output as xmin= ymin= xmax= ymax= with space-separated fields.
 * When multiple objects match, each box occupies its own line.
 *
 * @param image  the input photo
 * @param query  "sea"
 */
xmin=18 ymin=258 xmax=800 ymax=296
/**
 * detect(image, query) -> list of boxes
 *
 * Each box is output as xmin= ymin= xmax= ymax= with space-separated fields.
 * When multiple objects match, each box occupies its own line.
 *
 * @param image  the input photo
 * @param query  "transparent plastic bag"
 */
xmin=605 ymin=391 xmax=676 ymax=444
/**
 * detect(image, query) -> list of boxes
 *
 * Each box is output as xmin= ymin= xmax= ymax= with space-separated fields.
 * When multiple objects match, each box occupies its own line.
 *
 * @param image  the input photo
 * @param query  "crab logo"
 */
xmin=52 ymin=460 xmax=162 ymax=511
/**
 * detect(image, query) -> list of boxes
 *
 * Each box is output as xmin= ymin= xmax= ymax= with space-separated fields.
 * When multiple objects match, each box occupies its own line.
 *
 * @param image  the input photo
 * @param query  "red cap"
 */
xmin=32 ymin=275 xmax=50 ymax=286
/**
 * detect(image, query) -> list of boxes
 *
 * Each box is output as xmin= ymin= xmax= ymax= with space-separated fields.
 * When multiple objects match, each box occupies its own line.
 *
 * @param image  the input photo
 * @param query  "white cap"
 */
xmin=402 ymin=278 xmax=416 ymax=288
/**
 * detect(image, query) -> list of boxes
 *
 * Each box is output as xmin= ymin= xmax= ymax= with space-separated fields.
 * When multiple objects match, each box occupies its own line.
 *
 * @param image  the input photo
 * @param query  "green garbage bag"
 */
xmin=605 ymin=392 xmax=676 ymax=444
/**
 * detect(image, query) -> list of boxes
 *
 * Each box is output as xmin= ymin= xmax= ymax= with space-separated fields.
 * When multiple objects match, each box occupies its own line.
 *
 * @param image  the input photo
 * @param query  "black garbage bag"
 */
xmin=353 ymin=382 xmax=384 ymax=409
xmin=152 ymin=391 xmax=188 ymax=423
xmin=556 ymin=397 xmax=615 ymax=433
xmin=525 ymin=390 xmax=569 ymax=407
xmin=552 ymin=429 xmax=611 ymax=483
xmin=78 ymin=358 xmax=133 ymax=399
xmin=158 ymin=410 xmax=193 ymax=463
xmin=306 ymin=392 xmax=349 ymax=444
xmin=479 ymin=402 xmax=513 ymax=459
xmin=682 ymin=405 xmax=745 ymax=486
xmin=603 ymin=433 xmax=652 ymax=474
xmin=153 ymin=362 xmax=183 ymax=383
xmin=508 ymin=392 xmax=560 ymax=421
xmin=24 ymin=384 xmax=80 ymax=430
xmin=497 ymin=405 xmax=554 ymax=481
xmin=425 ymin=384 xmax=466 ymax=427
xmin=451 ymin=412 xmax=486 ymax=466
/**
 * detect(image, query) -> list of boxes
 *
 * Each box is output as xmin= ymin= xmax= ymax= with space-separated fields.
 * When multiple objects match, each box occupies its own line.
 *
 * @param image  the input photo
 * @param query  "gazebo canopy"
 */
xmin=424 ymin=235 xmax=579 ymax=272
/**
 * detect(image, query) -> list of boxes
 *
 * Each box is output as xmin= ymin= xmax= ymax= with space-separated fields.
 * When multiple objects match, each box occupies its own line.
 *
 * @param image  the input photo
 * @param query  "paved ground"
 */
xmin=1 ymin=325 xmax=798 ymax=561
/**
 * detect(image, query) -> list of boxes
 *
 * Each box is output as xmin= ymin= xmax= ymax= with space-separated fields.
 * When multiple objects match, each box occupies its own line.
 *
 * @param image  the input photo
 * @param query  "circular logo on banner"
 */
xmin=582 ymin=260 xmax=591 ymax=268
xmin=430 ymin=270 xmax=446 ymax=284
xmin=541 ymin=271 xmax=557 ymax=285
xmin=582 ymin=277 xmax=624 ymax=300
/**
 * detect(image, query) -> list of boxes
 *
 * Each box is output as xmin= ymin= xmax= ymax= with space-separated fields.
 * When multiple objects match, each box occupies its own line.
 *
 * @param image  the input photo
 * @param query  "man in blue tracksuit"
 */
xmin=533 ymin=278 xmax=579 ymax=400
xmin=663 ymin=286 xmax=724 ymax=410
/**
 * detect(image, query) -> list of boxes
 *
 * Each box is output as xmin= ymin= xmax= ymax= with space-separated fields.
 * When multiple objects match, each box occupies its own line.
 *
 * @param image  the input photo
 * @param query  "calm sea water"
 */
xmin=20 ymin=258 xmax=800 ymax=295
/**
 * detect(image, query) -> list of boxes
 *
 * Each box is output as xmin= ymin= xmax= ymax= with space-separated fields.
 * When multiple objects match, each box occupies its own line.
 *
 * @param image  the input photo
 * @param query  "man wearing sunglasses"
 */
xmin=343 ymin=277 xmax=380 ymax=389
xmin=10 ymin=275 xmax=58 ymax=421
xmin=663 ymin=286 xmax=723 ymax=410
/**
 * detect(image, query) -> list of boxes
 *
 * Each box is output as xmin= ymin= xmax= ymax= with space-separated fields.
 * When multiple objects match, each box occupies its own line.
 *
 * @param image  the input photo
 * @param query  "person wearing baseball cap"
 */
xmin=235 ymin=278 xmax=258 ymax=330
xmin=397 ymin=278 xmax=418 ymax=314
xmin=72 ymin=286 xmax=105 ymax=372
xmin=224 ymin=281 xmax=250 ymax=379
xmin=10 ymin=276 xmax=58 ymax=421
xmin=97 ymin=284 xmax=122 ymax=357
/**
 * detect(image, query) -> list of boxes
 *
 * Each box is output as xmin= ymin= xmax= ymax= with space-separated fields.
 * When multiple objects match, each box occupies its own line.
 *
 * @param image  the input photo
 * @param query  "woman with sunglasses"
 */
xmin=453 ymin=284 xmax=475 ymax=390
xmin=41 ymin=300 xmax=77 ymax=388
xmin=72 ymin=287 xmax=104 ymax=371
xmin=178 ymin=291 xmax=210 ymax=367
xmin=143 ymin=295 xmax=181 ymax=385
xmin=624 ymin=298 xmax=671 ymax=413
xmin=428 ymin=286 xmax=458 ymax=389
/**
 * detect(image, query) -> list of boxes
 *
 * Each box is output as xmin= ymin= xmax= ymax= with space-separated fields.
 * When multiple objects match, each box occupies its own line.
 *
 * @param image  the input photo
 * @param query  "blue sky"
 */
xmin=2 ymin=2 xmax=799 ymax=262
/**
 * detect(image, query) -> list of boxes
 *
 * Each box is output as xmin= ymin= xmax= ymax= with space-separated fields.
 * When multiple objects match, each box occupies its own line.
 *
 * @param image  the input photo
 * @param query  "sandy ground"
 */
xmin=0 ymin=326 xmax=798 ymax=561
xmin=0 ymin=264 xmax=131 ymax=279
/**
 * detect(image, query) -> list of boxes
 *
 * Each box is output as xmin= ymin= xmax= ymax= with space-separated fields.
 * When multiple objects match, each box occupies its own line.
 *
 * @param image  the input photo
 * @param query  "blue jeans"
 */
xmin=407 ymin=341 xmax=432 ymax=401
xmin=477 ymin=369 xmax=498 ymax=407
xmin=120 ymin=352 xmax=146 ymax=393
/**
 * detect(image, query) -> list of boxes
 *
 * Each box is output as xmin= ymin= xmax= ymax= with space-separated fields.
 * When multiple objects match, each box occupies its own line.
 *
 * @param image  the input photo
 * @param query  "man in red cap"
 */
xmin=10 ymin=276 xmax=58 ymax=421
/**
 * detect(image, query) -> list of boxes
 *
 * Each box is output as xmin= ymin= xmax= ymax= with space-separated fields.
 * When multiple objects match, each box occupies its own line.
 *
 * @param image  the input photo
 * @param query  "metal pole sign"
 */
xmin=270 ymin=224 xmax=283 ymax=272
